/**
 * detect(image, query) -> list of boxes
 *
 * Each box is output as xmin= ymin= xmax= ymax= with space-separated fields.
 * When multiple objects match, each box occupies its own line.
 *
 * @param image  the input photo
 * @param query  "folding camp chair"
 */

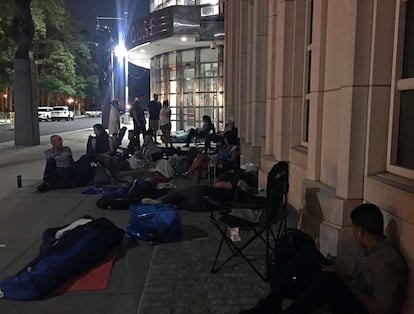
xmin=115 ymin=126 xmax=128 ymax=149
xmin=114 ymin=126 xmax=129 ymax=159
xmin=209 ymin=161 xmax=289 ymax=281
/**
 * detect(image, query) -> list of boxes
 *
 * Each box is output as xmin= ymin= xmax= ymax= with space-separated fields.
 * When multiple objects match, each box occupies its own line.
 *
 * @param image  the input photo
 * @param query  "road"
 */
xmin=0 ymin=117 xmax=102 ymax=143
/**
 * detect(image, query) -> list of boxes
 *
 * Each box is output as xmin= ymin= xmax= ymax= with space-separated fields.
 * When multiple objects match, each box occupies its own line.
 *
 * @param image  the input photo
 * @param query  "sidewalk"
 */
xmin=0 ymin=128 xmax=295 ymax=314
xmin=0 ymin=128 xmax=155 ymax=314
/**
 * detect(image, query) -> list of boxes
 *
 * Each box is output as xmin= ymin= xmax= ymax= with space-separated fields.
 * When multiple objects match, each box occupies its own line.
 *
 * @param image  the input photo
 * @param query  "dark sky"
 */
xmin=64 ymin=0 xmax=149 ymax=36
xmin=63 ymin=0 xmax=151 ymax=101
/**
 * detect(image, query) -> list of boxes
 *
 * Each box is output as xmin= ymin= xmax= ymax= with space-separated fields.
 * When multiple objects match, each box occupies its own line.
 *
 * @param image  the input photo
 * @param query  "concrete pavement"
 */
xmin=0 ymin=127 xmax=299 ymax=314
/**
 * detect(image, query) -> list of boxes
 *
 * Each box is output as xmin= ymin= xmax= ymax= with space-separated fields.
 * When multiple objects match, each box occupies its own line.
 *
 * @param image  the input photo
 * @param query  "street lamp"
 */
xmin=96 ymin=12 xmax=129 ymax=110
xmin=114 ymin=41 xmax=129 ymax=113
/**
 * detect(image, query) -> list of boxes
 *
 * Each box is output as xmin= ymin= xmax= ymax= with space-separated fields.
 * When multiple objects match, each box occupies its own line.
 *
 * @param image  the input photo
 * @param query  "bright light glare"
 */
xmin=114 ymin=43 xmax=127 ymax=58
xmin=181 ymin=36 xmax=187 ymax=42
xmin=67 ymin=97 xmax=74 ymax=104
xmin=140 ymin=49 xmax=146 ymax=53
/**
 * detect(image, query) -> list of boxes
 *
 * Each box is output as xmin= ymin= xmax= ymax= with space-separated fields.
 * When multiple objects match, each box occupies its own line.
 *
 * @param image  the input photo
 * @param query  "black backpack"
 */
xmin=269 ymin=229 xmax=316 ymax=296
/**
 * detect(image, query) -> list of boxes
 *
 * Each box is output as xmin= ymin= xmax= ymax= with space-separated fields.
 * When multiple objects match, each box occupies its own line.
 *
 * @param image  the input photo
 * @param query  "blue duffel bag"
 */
xmin=126 ymin=204 xmax=182 ymax=244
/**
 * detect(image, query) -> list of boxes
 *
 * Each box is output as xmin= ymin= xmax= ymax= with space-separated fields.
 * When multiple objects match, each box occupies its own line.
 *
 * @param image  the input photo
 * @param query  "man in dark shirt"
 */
xmin=240 ymin=203 xmax=407 ymax=314
xmin=184 ymin=115 xmax=215 ymax=147
xmin=131 ymin=95 xmax=146 ymax=149
xmin=148 ymin=93 xmax=161 ymax=143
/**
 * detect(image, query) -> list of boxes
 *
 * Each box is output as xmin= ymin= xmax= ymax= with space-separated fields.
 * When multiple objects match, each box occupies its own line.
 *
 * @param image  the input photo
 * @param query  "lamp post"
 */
xmin=96 ymin=12 xmax=129 ymax=110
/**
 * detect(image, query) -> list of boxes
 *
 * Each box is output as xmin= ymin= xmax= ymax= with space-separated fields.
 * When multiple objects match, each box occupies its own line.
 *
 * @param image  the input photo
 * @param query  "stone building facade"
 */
xmin=224 ymin=0 xmax=414 ymax=311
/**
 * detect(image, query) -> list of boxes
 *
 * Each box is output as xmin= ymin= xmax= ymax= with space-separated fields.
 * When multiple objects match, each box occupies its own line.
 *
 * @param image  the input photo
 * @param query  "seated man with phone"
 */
xmin=240 ymin=203 xmax=407 ymax=314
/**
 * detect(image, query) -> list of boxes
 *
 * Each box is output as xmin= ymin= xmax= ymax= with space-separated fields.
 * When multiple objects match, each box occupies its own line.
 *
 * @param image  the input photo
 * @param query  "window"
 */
xmin=184 ymin=68 xmax=194 ymax=92
xmin=200 ymin=63 xmax=218 ymax=77
xmin=164 ymin=0 xmax=177 ymax=8
xmin=182 ymin=50 xmax=195 ymax=63
xmin=201 ymin=5 xmax=219 ymax=16
xmin=150 ymin=0 xmax=163 ymax=12
xmin=389 ymin=0 xmax=414 ymax=178
xmin=198 ymin=0 xmax=219 ymax=5
xmin=301 ymin=0 xmax=314 ymax=146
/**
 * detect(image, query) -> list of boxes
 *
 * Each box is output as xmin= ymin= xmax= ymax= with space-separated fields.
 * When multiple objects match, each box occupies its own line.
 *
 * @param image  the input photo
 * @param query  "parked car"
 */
xmin=51 ymin=106 xmax=74 ymax=121
xmin=85 ymin=107 xmax=102 ymax=117
xmin=38 ymin=107 xmax=53 ymax=121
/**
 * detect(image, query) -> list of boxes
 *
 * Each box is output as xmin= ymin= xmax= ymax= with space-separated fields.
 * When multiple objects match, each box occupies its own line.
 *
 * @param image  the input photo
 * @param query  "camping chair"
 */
xmin=209 ymin=161 xmax=289 ymax=281
xmin=207 ymin=144 xmax=242 ymax=186
xmin=115 ymin=126 xmax=128 ymax=148
xmin=115 ymin=127 xmax=130 ymax=160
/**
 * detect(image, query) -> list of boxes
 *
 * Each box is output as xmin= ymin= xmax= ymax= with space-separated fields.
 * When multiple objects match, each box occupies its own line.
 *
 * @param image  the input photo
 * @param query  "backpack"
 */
xmin=126 ymin=204 xmax=182 ymax=244
xmin=269 ymin=229 xmax=316 ymax=296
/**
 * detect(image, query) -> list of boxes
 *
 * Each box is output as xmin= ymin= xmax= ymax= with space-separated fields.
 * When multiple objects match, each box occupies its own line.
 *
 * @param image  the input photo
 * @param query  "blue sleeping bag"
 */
xmin=0 ymin=217 xmax=124 ymax=301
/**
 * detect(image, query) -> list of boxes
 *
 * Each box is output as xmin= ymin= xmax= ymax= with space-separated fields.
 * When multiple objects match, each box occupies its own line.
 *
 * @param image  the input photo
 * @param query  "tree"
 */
xmin=0 ymin=0 xmax=101 ymax=109
xmin=0 ymin=2 xmax=16 ymax=91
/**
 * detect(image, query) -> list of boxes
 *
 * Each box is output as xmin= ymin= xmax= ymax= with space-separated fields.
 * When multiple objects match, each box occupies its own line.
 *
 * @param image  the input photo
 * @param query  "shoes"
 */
xmin=36 ymin=183 xmax=51 ymax=193
xmin=141 ymin=198 xmax=162 ymax=205
xmin=180 ymin=170 xmax=190 ymax=177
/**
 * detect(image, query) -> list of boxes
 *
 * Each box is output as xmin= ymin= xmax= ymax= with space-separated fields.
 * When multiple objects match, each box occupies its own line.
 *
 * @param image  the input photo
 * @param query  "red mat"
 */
xmin=57 ymin=250 xmax=116 ymax=293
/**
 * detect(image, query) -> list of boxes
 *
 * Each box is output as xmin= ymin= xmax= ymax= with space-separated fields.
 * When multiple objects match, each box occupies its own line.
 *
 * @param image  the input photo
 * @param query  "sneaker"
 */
xmin=180 ymin=170 xmax=190 ymax=177
xmin=141 ymin=198 xmax=162 ymax=205
xmin=36 ymin=183 xmax=50 ymax=193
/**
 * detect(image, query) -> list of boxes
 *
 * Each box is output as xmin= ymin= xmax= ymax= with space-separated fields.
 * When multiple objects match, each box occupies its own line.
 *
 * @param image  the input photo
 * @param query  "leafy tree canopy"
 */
xmin=0 ymin=0 xmax=100 ymax=103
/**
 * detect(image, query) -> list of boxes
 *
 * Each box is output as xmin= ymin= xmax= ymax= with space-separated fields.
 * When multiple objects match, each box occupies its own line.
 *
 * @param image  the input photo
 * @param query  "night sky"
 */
xmin=64 ymin=0 xmax=151 ymax=100
xmin=64 ymin=0 xmax=149 ymax=37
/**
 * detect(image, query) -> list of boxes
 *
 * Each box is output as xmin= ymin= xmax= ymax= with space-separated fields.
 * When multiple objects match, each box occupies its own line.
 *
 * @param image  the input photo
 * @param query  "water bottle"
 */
xmin=17 ymin=175 xmax=22 ymax=188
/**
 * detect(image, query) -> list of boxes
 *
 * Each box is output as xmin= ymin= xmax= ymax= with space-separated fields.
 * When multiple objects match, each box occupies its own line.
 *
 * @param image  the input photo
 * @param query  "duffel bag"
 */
xmin=126 ymin=204 xmax=182 ymax=244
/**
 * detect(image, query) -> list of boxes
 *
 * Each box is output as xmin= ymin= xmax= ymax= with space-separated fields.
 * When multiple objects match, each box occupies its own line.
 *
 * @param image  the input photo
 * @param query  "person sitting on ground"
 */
xmin=240 ymin=203 xmax=407 ymax=314
xmin=140 ymin=129 xmax=182 ymax=162
xmin=126 ymin=130 xmax=140 ymax=156
xmin=183 ymin=115 xmax=215 ymax=147
xmin=87 ymin=123 xmax=122 ymax=181
xmin=37 ymin=135 xmax=93 ymax=192
xmin=141 ymin=130 xmax=162 ymax=161
xmin=184 ymin=131 xmax=239 ymax=184
xmin=205 ymin=118 xmax=238 ymax=150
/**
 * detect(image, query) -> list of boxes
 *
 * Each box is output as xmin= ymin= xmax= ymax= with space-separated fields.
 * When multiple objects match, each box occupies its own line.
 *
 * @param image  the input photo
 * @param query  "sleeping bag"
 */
xmin=0 ymin=217 xmax=124 ymax=301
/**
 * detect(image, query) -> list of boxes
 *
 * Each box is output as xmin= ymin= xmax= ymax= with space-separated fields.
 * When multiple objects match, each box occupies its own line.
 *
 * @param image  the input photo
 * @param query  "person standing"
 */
xmin=108 ymin=100 xmax=121 ymax=142
xmin=159 ymin=100 xmax=173 ymax=148
xmin=148 ymin=93 xmax=162 ymax=143
xmin=130 ymin=95 xmax=146 ymax=149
